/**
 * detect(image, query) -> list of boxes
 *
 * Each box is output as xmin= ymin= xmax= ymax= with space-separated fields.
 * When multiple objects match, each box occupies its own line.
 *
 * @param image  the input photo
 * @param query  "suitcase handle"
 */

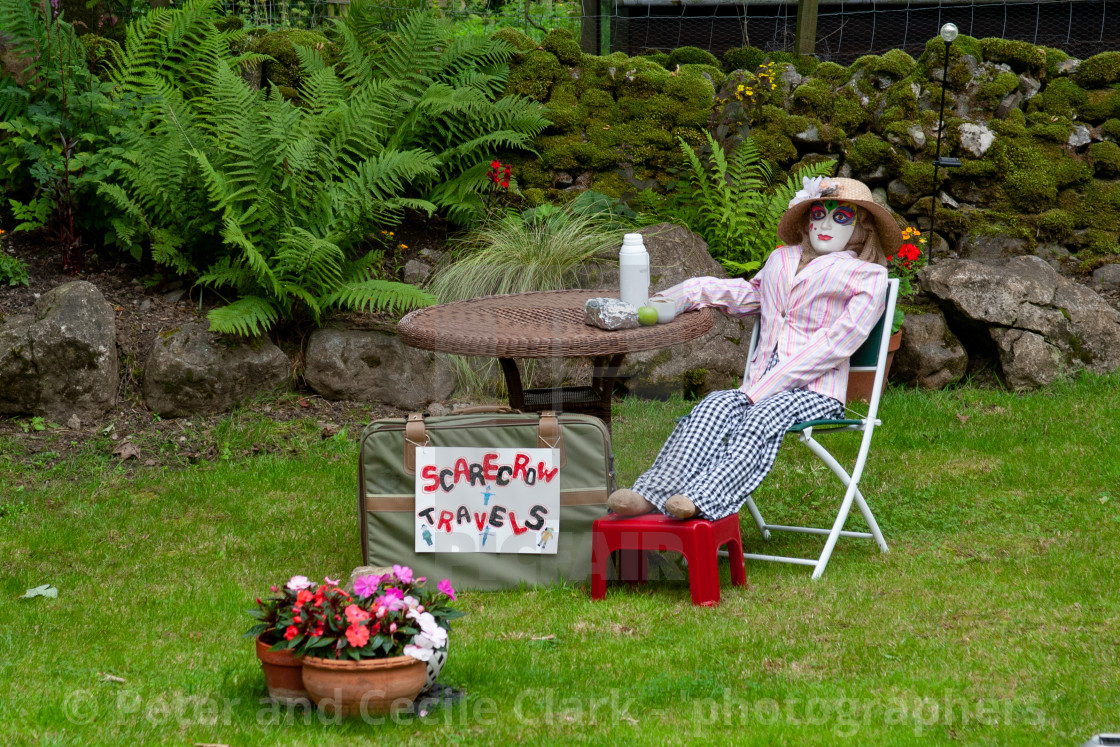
xmin=402 ymin=410 xmax=565 ymax=474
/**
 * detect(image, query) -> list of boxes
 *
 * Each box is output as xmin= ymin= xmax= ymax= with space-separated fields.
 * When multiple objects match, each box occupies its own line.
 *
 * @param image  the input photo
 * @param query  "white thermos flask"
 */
xmin=619 ymin=233 xmax=649 ymax=309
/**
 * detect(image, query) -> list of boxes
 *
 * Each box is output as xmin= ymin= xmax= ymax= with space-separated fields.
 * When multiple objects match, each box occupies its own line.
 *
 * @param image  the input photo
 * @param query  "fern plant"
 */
xmin=97 ymin=0 xmax=546 ymax=335
xmin=671 ymin=132 xmax=834 ymax=276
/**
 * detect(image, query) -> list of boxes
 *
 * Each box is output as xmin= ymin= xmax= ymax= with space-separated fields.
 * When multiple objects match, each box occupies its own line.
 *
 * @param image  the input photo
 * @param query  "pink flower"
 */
xmin=438 ymin=578 xmax=456 ymax=601
xmin=323 ymin=575 xmax=340 ymax=586
xmin=353 ymin=574 xmax=381 ymax=599
xmin=375 ymin=588 xmax=407 ymax=612
xmin=392 ymin=565 xmax=413 ymax=584
xmin=390 ymin=622 xmax=397 ymax=633
xmin=345 ymin=623 xmax=370 ymax=648
xmin=345 ymin=604 xmax=370 ymax=624
xmin=286 ymin=575 xmax=313 ymax=591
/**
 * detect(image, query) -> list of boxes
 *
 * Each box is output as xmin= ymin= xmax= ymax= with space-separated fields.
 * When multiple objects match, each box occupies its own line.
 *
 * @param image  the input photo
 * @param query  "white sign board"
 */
xmin=414 ymin=447 xmax=560 ymax=554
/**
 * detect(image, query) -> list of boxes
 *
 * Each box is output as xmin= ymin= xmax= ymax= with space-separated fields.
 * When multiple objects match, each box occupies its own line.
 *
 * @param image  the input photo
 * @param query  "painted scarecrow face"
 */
xmin=807 ymin=199 xmax=858 ymax=254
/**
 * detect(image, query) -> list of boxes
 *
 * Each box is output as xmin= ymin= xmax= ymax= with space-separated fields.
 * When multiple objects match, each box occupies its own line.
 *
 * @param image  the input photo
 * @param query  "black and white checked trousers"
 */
xmin=631 ymin=358 xmax=842 ymax=520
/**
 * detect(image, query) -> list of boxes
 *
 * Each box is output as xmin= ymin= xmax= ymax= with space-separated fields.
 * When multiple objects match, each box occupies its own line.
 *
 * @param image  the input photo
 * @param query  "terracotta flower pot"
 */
xmin=845 ymin=330 xmax=902 ymax=404
xmin=255 ymin=636 xmax=310 ymax=706
xmin=301 ymin=654 xmax=427 ymax=718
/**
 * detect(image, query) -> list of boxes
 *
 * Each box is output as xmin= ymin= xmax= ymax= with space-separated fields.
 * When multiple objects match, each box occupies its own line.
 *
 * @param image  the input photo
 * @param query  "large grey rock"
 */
xmin=890 ymin=310 xmax=968 ymax=390
xmin=921 ymin=256 xmax=1120 ymax=389
xmin=583 ymin=223 xmax=749 ymax=397
xmin=304 ymin=326 xmax=454 ymax=410
xmin=1069 ymin=125 xmax=1092 ymax=149
xmin=0 ymin=281 xmax=118 ymax=422
xmin=1091 ymin=263 xmax=1120 ymax=291
xmin=143 ymin=321 xmax=290 ymax=417
xmin=957 ymin=233 xmax=1030 ymax=262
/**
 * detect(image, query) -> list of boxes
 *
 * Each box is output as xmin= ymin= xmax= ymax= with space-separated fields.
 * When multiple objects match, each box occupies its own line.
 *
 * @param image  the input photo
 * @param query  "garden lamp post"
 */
xmin=930 ymin=22 xmax=962 ymax=256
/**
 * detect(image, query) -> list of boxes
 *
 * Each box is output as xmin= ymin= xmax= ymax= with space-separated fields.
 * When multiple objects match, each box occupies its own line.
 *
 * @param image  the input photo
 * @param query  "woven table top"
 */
xmin=398 ymin=290 xmax=714 ymax=358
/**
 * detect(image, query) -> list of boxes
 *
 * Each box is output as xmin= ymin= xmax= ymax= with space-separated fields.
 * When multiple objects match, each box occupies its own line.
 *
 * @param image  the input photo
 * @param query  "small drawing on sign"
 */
xmin=420 ymin=525 xmax=434 ymax=547
xmin=537 ymin=526 xmax=555 ymax=550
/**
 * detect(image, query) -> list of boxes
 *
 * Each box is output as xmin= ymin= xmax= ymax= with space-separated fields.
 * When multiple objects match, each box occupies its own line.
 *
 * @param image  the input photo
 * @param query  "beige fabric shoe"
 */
xmin=607 ymin=488 xmax=655 ymax=516
xmin=665 ymin=494 xmax=699 ymax=519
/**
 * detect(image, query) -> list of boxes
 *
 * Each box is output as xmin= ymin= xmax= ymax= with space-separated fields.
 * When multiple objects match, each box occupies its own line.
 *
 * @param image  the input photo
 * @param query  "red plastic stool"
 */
xmin=590 ymin=512 xmax=747 ymax=606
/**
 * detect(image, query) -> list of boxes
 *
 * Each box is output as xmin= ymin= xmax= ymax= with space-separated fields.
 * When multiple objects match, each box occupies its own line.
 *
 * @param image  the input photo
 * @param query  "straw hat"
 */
xmin=777 ymin=177 xmax=903 ymax=255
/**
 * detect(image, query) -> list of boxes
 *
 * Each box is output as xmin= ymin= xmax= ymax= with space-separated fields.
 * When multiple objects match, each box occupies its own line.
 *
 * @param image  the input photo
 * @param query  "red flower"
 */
xmin=503 ymin=165 xmax=511 ymax=175
xmin=284 ymin=625 xmax=299 ymax=641
xmin=887 ymin=255 xmax=893 ymax=262
xmin=312 ymin=625 xmax=324 ymax=637
xmin=490 ymin=160 xmax=500 ymax=169
xmin=293 ymin=615 xmax=301 ymax=624
xmin=345 ymin=623 xmax=370 ymax=648
xmin=500 ymin=180 xmax=509 ymax=188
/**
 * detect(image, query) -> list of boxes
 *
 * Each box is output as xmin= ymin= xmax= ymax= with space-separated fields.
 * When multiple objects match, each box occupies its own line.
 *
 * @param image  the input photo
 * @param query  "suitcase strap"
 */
xmin=402 ymin=410 xmax=565 ymax=475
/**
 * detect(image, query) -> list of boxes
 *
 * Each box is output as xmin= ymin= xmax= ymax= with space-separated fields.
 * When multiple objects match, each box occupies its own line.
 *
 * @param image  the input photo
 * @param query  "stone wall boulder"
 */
xmin=143 ymin=321 xmax=291 ymax=417
xmin=0 ymin=281 xmax=119 ymax=422
xmin=581 ymin=223 xmax=749 ymax=398
xmin=890 ymin=309 xmax=968 ymax=390
xmin=920 ymin=256 xmax=1120 ymax=389
xmin=304 ymin=326 xmax=455 ymax=411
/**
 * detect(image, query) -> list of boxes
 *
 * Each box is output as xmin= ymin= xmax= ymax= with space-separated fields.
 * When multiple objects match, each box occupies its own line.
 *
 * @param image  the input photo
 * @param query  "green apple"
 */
xmin=637 ymin=305 xmax=659 ymax=326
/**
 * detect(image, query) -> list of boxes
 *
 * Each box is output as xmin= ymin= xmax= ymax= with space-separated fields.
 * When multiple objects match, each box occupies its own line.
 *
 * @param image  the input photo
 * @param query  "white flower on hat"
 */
xmin=789 ymin=176 xmax=831 ymax=209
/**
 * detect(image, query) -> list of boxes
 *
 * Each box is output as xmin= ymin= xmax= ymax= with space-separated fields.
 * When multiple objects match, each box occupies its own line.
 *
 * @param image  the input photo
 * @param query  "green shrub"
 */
xmin=103 ymin=6 xmax=547 ymax=335
xmin=751 ymin=128 xmax=799 ymax=166
xmin=678 ymin=63 xmax=725 ymax=88
xmin=665 ymin=132 xmax=833 ymax=276
xmin=721 ymin=46 xmax=765 ymax=74
xmin=1036 ymin=209 xmax=1075 ymax=240
xmin=430 ymin=208 xmax=619 ymax=303
xmin=768 ymin=51 xmax=818 ymax=76
xmin=1103 ymin=119 xmax=1120 ymax=141
xmin=0 ymin=253 xmax=29 ymax=286
xmin=1073 ymin=51 xmax=1120 ymax=88
xmin=541 ymin=28 xmax=581 ymax=66
xmin=666 ymin=46 xmax=719 ymax=69
xmin=1089 ymin=141 xmax=1120 ymax=178
xmin=1027 ymin=115 xmax=1075 ymax=143
xmin=979 ymin=38 xmax=1046 ymax=75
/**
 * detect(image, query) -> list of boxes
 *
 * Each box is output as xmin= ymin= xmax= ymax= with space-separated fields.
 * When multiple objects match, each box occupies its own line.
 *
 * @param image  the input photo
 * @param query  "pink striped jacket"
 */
xmin=657 ymin=245 xmax=888 ymax=404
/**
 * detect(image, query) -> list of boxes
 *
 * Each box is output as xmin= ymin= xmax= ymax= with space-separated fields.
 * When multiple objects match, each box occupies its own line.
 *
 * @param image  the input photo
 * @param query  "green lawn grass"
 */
xmin=1 ymin=377 xmax=1118 ymax=745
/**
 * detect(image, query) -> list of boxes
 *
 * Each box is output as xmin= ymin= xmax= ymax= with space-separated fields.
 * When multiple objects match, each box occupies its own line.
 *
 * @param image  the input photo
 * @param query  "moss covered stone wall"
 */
xmin=497 ymin=29 xmax=724 ymax=203
xmin=501 ymin=30 xmax=1120 ymax=265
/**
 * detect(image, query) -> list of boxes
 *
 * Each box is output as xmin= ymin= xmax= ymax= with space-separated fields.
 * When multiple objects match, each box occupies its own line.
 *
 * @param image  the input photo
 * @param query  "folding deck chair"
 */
xmin=738 ymin=278 xmax=899 ymax=579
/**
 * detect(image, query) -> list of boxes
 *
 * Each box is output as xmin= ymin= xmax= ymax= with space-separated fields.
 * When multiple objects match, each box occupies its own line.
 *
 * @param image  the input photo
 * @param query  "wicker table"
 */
xmin=397 ymin=290 xmax=714 ymax=425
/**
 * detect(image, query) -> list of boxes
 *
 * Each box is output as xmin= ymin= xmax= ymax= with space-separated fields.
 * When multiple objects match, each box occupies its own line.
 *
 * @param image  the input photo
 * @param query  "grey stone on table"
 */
xmin=584 ymin=297 xmax=639 ymax=330
xmin=0 ymin=280 xmax=119 ymax=422
xmin=142 ymin=321 xmax=290 ymax=417
xmin=304 ymin=326 xmax=454 ymax=410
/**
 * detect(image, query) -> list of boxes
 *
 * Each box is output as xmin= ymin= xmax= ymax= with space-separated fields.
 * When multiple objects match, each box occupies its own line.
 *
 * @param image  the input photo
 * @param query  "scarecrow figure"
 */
xmin=608 ymin=177 xmax=901 ymax=521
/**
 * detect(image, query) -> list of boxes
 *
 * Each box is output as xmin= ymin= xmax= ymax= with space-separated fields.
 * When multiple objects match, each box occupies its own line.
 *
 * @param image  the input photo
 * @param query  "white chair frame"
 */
xmin=738 ymin=278 xmax=899 ymax=579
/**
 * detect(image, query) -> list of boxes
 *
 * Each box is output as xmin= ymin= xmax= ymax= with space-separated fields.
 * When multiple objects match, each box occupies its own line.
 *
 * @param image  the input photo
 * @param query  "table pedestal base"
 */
xmin=499 ymin=354 xmax=625 ymax=426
